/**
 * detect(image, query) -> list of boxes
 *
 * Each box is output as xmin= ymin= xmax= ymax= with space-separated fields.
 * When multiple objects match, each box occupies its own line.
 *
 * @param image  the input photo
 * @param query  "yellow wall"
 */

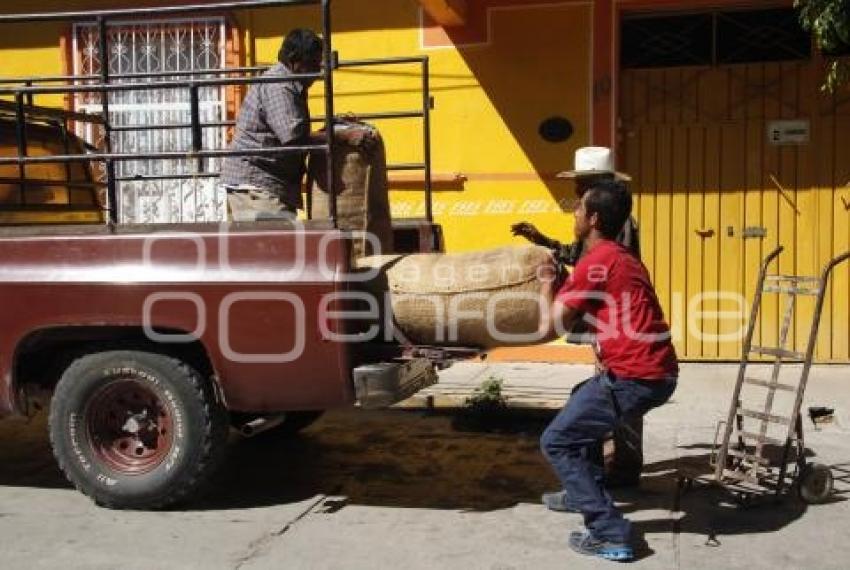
xmin=240 ymin=0 xmax=591 ymax=253
xmin=0 ymin=22 xmax=67 ymax=108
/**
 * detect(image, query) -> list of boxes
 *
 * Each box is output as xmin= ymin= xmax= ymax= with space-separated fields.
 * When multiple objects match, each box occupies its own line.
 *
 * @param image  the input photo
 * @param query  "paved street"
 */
xmin=0 ymin=363 xmax=848 ymax=569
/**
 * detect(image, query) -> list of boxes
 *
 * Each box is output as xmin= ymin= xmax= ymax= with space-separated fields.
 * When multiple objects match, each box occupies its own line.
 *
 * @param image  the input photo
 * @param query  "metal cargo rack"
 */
xmin=0 ymin=0 xmax=435 ymax=228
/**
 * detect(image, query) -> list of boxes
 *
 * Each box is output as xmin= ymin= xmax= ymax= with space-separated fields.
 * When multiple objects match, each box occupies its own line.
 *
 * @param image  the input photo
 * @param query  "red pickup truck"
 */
xmin=1 ymin=220 xmax=450 ymax=509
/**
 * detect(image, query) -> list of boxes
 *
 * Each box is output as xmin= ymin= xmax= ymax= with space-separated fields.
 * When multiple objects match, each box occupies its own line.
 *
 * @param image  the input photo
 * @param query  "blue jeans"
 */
xmin=540 ymin=373 xmax=677 ymax=543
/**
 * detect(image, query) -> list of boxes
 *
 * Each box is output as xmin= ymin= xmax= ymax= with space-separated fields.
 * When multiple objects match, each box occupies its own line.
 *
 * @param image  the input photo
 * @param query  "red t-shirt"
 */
xmin=556 ymin=240 xmax=679 ymax=379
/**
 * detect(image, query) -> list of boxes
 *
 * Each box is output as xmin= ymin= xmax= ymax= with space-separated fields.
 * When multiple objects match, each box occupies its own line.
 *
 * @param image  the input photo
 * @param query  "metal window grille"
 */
xmin=621 ymin=14 xmax=713 ymax=69
xmin=716 ymin=9 xmax=811 ymax=64
xmin=73 ymin=18 xmax=228 ymax=223
xmin=622 ymin=9 xmax=812 ymax=70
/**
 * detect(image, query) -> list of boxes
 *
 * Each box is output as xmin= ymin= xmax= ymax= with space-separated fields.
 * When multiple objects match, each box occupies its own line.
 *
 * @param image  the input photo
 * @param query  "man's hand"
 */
xmin=335 ymin=127 xmax=366 ymax=145
xmin=335 ymin=126 xmax=378 ymax=150
xmin=511 ymin=221 xmax=545 ymax=244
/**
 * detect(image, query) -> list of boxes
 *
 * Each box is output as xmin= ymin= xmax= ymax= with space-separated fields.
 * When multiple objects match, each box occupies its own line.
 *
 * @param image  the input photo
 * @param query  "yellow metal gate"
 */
xmin=620 ymin=62 xmax=850 ymax=361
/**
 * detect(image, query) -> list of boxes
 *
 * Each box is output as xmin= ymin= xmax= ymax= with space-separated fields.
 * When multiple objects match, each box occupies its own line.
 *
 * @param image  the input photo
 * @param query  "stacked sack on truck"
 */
xmin=355 ymin=245 xmax=556 ymax=348
xmin=308 ymin=122 xmax=394 ymax=258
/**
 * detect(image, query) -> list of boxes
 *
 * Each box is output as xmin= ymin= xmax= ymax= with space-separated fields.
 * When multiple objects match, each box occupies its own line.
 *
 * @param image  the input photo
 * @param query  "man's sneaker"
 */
xmin=541 ymin=490 xmax=579 ymax=513
xmin=568 ymin=529 xmax=634 ymax=562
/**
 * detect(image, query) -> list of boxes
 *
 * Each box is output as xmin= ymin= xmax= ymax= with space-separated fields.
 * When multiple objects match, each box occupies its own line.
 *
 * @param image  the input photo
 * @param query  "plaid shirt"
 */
xmin=221 ymin=62 xmax=310 ymax=210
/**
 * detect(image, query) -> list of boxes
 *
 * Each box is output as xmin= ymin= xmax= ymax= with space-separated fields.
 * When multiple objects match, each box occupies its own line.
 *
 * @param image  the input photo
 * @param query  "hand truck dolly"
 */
xmin=682 ymin=246 xmax=850 ymax=505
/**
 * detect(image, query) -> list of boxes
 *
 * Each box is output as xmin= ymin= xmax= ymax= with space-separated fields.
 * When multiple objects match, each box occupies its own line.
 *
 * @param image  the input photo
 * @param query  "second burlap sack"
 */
xmin=355 ymin=245 xmax=555 ymax=348
xmin=309 ymin=123 xmax=394 ymax=258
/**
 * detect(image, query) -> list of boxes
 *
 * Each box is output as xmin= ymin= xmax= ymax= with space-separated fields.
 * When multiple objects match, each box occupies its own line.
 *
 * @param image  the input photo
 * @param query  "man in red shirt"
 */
xmin=538 ymin=179 xmax=678 ymax=562
xmin=512 ymin=147 xmax=643 ymax=489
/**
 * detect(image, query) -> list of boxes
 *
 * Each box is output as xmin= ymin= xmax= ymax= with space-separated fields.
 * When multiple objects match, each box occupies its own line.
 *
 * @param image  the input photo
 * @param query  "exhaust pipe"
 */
xmin=238 ymin=414 xmax=287 ymax=437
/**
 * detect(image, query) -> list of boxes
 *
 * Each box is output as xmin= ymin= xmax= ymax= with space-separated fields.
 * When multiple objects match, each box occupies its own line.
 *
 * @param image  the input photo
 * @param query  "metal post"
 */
xmin=322 ymin=0 xmax=336 ymax=227
xmin=24 ymin=80 xmax=34 ymax=106
xmin=98 ymin=15 xmax=119 ymax=227
xmin=60 ymin=120 xmax=75 ymax=203
xmin=189 ymin=82 xmax=206 ymax=172
xmin=422 ymin=57 xmax=433 ymax=222
xmin=14 ymin=92 xmax=27 ymax=205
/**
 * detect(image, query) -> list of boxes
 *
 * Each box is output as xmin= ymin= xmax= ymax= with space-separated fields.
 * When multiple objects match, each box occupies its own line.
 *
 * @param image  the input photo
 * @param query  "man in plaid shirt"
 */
xmin=221 ymin=28 xmax=322 ymax=221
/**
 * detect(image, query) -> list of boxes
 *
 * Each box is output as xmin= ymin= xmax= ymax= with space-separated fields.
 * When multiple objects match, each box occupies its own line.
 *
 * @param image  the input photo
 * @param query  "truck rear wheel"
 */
xmin=48 ymin=350 xmax=227 ymax=510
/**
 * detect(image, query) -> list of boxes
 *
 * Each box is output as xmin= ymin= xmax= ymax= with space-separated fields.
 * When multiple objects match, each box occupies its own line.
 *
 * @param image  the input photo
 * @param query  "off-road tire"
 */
xmin=48 ymin=350 xmax=228 ymax=510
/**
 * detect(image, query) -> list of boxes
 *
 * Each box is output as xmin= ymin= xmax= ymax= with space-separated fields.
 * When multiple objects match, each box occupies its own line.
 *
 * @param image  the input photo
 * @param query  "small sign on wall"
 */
xmin=767 ymin=120 xmax=810 ymax=145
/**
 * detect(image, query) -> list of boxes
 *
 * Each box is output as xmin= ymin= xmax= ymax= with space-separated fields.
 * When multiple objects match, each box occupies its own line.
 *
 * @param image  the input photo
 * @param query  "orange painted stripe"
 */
xmin=592 ymin=0 xmax=614 ymax=147
xmin=461 ymin=172 xmax=572 ymax=182
xmin=419 ymin=0 xmax=468 ymax=26
xmin=422 ymin=0 xmax=587 ymax=49
xmin=484 ymin=345 xmax=596 ymax=363
xmin=391 ymin=172 xmax=576 ymax=184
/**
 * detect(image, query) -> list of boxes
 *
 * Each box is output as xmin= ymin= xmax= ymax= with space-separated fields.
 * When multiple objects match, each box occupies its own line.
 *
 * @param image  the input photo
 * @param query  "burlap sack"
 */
xmin=356 ymin=245 xmax=555 ymax=348
xmin=309 ymin=123 xmax=394 ymax=258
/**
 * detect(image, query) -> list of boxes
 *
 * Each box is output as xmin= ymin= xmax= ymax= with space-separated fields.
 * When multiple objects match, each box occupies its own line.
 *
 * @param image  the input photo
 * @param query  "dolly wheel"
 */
xmin=798 ymin=463 xmax=834 ymax=504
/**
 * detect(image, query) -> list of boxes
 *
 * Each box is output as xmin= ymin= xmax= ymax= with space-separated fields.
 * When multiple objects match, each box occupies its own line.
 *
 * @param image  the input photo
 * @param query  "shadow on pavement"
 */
xmin=624 ymin=448 xmax=847 ymax=549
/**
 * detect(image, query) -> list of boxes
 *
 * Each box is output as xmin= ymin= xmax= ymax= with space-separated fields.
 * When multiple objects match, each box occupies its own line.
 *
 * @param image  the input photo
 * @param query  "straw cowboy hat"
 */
xmin=556 ymin=146 xmax=631 ymax=182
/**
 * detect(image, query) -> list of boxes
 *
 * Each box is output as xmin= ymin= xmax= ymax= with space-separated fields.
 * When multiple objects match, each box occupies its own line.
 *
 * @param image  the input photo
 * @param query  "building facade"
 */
xmin=1 ymin=0 xmax=848 ymax=362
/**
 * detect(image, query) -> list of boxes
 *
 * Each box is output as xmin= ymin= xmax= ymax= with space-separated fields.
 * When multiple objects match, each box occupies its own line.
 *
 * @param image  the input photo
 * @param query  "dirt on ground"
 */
xmin=0 ymin=408 xmax=562 ymax=512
